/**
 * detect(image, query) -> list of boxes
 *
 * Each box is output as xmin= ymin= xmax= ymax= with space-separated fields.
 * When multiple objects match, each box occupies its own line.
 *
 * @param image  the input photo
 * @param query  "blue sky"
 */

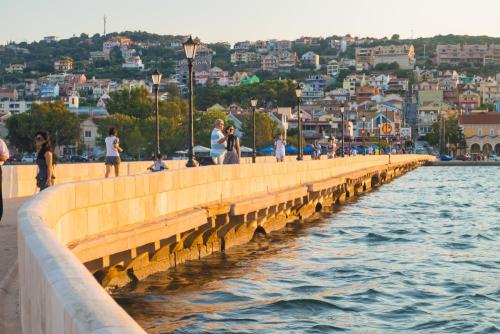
xmin=1 ymin=0 xmax=500 ymax=44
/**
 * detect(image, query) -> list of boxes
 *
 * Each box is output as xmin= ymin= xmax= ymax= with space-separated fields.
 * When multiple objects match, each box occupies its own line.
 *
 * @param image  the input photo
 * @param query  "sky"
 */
xmin=1 ymin=0 xmax=500 ymax=44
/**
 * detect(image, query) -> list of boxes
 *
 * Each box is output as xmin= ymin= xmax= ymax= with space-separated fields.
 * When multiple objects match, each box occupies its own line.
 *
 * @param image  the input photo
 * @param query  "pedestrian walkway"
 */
xmin=0 ymin=197 xmax=28 ymax=334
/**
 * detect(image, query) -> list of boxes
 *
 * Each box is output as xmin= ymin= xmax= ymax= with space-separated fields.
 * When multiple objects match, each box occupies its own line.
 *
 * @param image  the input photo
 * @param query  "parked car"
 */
xmin=440 ymin=155 xmax=453 ymax=161
xmin=455 ymin=155 xmax=470 ymax=161
xmin=21 ymin=154 xmax=36 ymax=163
xmin=70 ymin=155 xmax=88 ymax=163
xmin=488 ymin=155 xmax=500 ymax=162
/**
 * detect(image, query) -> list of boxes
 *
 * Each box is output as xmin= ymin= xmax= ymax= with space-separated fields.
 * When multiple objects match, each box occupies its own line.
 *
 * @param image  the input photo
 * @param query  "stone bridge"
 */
xmin=11 ymin=155 xmax=433 ymax=333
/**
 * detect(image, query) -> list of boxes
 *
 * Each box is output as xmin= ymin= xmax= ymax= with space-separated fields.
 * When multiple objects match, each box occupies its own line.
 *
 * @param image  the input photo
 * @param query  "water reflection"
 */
xmin=114 ymin=167 xmax=500 ymax=333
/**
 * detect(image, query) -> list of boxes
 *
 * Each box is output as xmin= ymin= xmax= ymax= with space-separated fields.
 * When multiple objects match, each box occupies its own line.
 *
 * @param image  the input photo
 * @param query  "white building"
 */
xmin=327 ymin=60 xmax=340 ymax=77
xmin=122 ymin=56 xmax=144 ymax=70
xmin=301 ymin=51 xmax=320 ymax=69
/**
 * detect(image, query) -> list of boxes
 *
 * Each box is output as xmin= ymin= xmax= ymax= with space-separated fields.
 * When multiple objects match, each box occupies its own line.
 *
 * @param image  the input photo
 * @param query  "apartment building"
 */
xmin=230 ymin=51 xmax=258 ymax=63
xmin=355 ymin=48 xmax=374 ymax=69
xmin=261 ymin=54 xmax=279 ymax=71
xmin=479 ymin=80 xmax=500 ymax=104
xmin=355 ymin=45 xmax=415 ymax=70
xmin=436 ymin=44 xmax=500 ymax=66
xmin=54 ymin=58 xmax=73 ymax=72
xmin=372 ymin=45 xmax=415 ymax=70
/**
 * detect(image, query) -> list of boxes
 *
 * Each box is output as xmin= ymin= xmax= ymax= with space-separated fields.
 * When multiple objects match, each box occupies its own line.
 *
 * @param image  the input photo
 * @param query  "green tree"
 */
xmin=106 ymin=87 xmax=153 ymax=118
xmin=127 ymin=125 xmax=147 ymax=159
xmin=240 ymin=112 xmax=280 ymax=149
xmin=391 ymin=34 xmax=400 ymax=40
xmin=6 ymin=101 xmax=80 ymax=152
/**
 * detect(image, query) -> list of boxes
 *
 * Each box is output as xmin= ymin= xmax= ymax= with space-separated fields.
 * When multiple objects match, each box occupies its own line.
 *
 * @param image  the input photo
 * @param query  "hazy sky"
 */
xmin=2 ymin=0 xmax=500 ymax=44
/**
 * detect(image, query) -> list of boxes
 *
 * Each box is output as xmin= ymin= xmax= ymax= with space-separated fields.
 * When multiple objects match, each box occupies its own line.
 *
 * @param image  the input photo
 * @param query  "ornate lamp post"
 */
xmin=151 ymin=69 xmax=162 ymax=157
xmin=250 ymin=97 xmax=258 ymax=163
xmin=183 ymin=35 xmax=198 ymax=168
xmin=296 ymin=83 xmax=303 ymax=161
xmin=340 ymin=105 xmax=345 ymax=157
xmin=362 ymin=114 xmax=366 ymax=155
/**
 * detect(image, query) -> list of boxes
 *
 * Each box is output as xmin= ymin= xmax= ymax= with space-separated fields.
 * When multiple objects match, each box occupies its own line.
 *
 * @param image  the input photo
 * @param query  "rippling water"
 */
xmin=114 ymin=167 xmax=500 ymax=333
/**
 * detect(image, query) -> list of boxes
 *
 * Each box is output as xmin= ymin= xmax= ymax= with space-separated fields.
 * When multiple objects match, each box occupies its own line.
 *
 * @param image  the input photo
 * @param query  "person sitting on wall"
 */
xmin=148 ymin=153 xmax=167 ymax=172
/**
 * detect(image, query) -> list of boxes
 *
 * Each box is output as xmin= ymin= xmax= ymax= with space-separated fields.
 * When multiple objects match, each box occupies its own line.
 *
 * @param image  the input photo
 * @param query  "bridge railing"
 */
xmin=3 ymin=156 xmax=308 ymax=199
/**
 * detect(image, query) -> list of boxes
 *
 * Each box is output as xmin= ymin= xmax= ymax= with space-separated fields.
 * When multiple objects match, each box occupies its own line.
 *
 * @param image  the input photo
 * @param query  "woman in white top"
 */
xmin=274 ymin=134 xmax=286 ymax=162
xmin=105 ymin=127 xmax=123 ymax=178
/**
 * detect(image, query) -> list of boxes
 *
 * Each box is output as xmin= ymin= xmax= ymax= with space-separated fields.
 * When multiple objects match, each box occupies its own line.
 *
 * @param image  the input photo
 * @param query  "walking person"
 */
xmin=327 ymin=138 xmax=336 ymax=159
xmin=315 ymin=141 xmax=322 ymax=160
xmin=105 ymin=128 xmax=123 ymax=178
xmin=34 ymin=131 xmax=54 ymax=191
xmin=210 ymin=119 xmax=227 ymax=165
xmin=274 ymin=134 xmax=286 ymax=162
xmin=0 ymin=137 xmax=9 ymax=221
xmin=223 ymin=126 xmax=240 ymax=164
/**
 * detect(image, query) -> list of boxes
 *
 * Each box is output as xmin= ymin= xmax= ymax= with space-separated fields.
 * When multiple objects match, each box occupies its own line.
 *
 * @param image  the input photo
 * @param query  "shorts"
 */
xmin=105 ymin=156 xmax=121 ymax=165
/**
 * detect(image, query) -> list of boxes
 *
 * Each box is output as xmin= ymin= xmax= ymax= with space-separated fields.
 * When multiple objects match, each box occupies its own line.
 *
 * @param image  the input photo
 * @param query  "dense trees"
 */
xmin=240 ymin=112 xmax=281 ymax=148
xmin=99 ymin=87 xmax=189 ymax=158
xmin=195 ymin=80 xmax=297 ymax=110
xmin=425 ymin=116 xmax=467 ymax=151
xmin=6 ymin=101 xmax=80 ymax=152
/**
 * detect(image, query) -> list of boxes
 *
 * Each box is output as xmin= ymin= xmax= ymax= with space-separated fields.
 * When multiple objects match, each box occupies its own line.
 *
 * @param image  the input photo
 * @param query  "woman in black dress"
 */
xmin=34 ymin=131 xmax=54 ymax=191
xmin=223 ymin=126 xmax=240 ymax=164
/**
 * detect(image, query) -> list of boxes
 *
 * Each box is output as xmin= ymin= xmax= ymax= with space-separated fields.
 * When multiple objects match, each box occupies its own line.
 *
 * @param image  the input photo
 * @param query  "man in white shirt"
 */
xmin=210 ymin=119 xmax=227 ymax=165
xmin=105 ymin=128 xmax=123 ymax=178
xmin=0 ymin=138 xmax=10 ymax=222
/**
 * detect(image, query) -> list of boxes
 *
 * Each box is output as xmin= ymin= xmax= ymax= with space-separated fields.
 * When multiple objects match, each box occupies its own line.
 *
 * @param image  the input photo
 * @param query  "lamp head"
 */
xmin=295 ymin=83 xmax=303 ymax=98
xmin=151 ymin=69 xmax=162 ymax=85
xmin=183 ymin=35 xmax=198 ymax=60
xmin=250 ymin=97 xmax=258 ymax=107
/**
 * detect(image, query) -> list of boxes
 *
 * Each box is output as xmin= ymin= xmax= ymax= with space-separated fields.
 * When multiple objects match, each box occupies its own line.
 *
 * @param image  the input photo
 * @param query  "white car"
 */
xmin=21 ymin=154 xmax=35 ymax=163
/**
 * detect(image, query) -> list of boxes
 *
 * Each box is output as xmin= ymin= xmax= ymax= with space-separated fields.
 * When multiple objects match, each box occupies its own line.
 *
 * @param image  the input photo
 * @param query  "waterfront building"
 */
xmin=459 ymin=112 xmax=500 ymax=156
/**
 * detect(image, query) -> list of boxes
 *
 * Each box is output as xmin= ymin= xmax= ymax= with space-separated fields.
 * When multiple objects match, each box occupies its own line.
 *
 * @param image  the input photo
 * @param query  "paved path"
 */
xmin=0 ymin=197 xmax=28 ymax=334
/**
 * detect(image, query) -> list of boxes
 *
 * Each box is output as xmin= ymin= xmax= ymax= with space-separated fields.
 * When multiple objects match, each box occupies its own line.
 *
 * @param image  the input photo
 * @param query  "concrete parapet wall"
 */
xmin=3 ymin=156 xmax=300 ymax=199
xmin=17 ymin=154 xmax=434 ymax=333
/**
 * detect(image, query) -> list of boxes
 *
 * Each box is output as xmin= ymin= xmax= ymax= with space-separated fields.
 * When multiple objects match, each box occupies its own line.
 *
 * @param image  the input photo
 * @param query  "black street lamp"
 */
xmin=362 ymin=114 xmax=366 ymax=155
xmin=250 ymin=97 xmax=258 ymax=163
xmin=183 ymin=35 xmax=198 ymax=168
xmin=340 ymin=105 xmax=345 ymax=157
xmin=378 ymin=123 xmax=382 ymax=155
xmin=385 ymin=108 xmax=390 ymax=155
xmin=151 ymin=69 xmax=162 ymax=157
xmin=296 ymin=83 xmax=303 ymax=161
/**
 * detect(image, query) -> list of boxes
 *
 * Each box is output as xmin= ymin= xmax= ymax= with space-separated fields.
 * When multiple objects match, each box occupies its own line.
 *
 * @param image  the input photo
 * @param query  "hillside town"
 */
xmin=1 ymin=33 xmax=500 ymax=160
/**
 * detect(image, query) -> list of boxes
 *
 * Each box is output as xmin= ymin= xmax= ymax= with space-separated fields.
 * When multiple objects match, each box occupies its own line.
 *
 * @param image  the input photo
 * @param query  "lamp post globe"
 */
xmin=183 ymin=36 xmax=199 ymax=168
xmin=250 ymin=98 xmax=258 ymax=163
xmin=295 ymin=83 xmax=303 ymax=161
xmin=151 ymin=69 xmax=162 ymax=157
